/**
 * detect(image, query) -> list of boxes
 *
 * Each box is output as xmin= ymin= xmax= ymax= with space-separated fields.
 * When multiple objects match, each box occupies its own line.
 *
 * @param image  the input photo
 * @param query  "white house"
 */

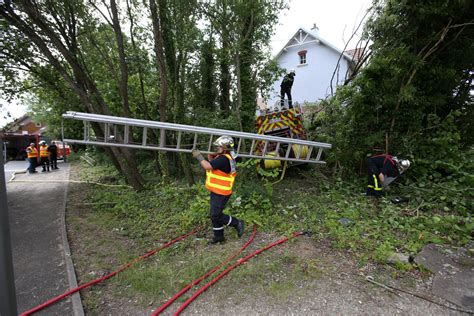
xmin=268 ymin=25 xmax=356 ymax=108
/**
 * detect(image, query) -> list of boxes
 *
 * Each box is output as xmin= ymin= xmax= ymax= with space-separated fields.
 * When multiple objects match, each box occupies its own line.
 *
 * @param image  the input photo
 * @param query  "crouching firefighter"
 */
xmin=192 ymin=135 xmax=245 ymax=244
xmin=365 ymin=154 xmax=411 ymax=197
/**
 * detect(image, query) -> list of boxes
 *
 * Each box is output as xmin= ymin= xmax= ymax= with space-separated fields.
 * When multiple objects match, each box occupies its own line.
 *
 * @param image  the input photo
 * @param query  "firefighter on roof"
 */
xmin=280 ymin=69 xmax=295 ymax=109
xmin=192 ymin=135 xmax=245 ymax=244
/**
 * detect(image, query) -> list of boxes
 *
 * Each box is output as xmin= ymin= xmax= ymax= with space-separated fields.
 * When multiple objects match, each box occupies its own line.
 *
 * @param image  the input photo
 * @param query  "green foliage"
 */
xmin=309 ymin=0 xmax=473 ymax=171
xmin=74 ymin=157 xmax=472 ymax=283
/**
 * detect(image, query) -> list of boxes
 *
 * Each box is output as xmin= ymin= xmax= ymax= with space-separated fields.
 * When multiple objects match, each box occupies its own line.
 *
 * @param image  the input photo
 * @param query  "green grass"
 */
xmin=69 ymin=158 xmax=473 ymax=306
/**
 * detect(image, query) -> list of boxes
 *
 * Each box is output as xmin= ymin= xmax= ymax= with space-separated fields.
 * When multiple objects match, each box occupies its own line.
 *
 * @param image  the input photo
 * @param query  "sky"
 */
xmin=271 ymin=0 xmax=373 ymax=54
xmin=0 ymin=0 xmax=372 ymax=127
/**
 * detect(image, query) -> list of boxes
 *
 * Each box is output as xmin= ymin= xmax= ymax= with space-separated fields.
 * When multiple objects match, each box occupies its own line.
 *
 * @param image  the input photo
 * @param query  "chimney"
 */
xmin=311 ymin=23 xmax=319 ymax=35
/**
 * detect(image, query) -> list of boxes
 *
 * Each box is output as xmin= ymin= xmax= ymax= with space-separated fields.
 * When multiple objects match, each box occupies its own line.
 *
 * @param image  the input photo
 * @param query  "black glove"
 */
xmin=192 ymin=149 xmax=204 ymax=162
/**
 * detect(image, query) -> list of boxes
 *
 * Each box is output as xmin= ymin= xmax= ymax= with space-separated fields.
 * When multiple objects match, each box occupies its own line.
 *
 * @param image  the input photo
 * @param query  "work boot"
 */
xmin=236 ymin=220 xmax=245 ymax=238
xmin=208 ymin=236 xmax=225 ymax=245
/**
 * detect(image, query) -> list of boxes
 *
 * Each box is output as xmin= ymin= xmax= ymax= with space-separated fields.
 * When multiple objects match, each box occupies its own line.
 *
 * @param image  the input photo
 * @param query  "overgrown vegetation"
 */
xmin=67 ymin=153 xmax=471 ymax=309
xmin=75 ymin=152 xmax=472 ymax=263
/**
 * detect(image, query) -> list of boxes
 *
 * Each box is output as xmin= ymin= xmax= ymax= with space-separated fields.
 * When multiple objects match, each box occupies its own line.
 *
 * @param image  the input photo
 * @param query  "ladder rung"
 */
xmin=142 ymin=127 xmax=147 ymax=146
xmin=262 ymin=140 xmax=268 ymax=157
xmin=124 ymin=126 xmax=129 ymax=144
xmin=208 ymin=135 xmax=213 ymax=152
xmin=316 ymin=148 xmax=323 ymax=161
xmin=193 ymin=133 xmax=198 ymax=149
xmin=249 ymin=140 xmax=255 ymax=156
xmin=176 ymin=131 xmax=182 ymax=149
xmin=306 ymin=146 xmax=313 ymax=161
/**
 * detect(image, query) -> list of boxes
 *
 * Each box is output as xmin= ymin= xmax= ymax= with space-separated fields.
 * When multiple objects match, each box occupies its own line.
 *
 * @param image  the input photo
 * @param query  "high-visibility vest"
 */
xmin=205 ymin=154 xmax=237 ymax=196
xmin=27 ymin=146 xmax=38 ymax=158
xmin=39 ymin=145 xmax=49 ymax=157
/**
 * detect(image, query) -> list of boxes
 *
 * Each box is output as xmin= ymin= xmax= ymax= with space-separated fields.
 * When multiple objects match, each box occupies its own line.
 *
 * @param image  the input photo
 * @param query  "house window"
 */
xmin=298 ymin=50 xmax=307 ymax=65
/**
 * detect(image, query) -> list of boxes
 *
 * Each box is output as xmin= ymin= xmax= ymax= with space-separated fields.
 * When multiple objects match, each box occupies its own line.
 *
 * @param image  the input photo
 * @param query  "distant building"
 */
xmin=0 ymin=115 xmax=47 ymax=160
xmin=269 ymin=25 xmax=357 ymax=108
xmin=2 ymin=114 xmax=46 ymax=135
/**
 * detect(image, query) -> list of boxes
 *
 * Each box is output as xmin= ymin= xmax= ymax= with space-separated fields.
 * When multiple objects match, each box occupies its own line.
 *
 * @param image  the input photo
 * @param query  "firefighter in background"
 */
xmin=192 ymin=135 xmax=245 ymax=244
xmin=26 ymin=142 xmax=38 ymax=174
xmin=366 ymin=154 xmax=411 ymax=197
xmin=39 ymin=140 xmax=50 ymax=172
xmin=280 ymin=69 xmax=295 ymax=109
xmin=48 ymin=141 xmax=59 ymax=170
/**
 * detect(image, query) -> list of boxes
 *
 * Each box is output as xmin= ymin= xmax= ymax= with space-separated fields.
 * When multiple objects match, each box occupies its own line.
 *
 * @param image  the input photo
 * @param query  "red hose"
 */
xmin=173 ymin=232 xmax=303 ymax=315
xmin=152 ymin=225 xmax=257 ymax=315
xmin=21 ymin=226 xmax=204 ymax=316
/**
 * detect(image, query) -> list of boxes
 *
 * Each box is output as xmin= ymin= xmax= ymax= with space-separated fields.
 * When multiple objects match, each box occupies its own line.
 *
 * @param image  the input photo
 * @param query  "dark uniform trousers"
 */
xmin=365 ymin=158 xmax=384 ymax=197
xmin=210 ymin=192 xmax=238 ymax=237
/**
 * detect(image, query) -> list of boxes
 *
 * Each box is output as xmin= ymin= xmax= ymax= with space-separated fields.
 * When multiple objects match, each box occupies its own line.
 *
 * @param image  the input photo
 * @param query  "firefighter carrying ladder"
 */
xmin=61 ymin=111 xmax=332 ymax=164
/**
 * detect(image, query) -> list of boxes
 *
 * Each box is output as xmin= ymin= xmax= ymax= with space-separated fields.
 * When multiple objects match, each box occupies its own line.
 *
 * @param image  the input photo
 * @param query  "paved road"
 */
xmin=3 ymin=160 xmax=28 ymax=183
xmin=6 ymin=161 xmax=83 ymax=315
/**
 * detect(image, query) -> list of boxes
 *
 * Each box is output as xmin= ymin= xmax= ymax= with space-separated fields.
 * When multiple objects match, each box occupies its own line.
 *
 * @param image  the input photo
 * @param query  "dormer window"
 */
xmin=298 ymin=50 xmax=307 ymax=65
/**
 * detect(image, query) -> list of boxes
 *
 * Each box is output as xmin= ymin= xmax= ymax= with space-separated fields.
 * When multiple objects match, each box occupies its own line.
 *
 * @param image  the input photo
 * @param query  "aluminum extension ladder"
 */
xmin=62 ymin=111 xmax=332 ymax=164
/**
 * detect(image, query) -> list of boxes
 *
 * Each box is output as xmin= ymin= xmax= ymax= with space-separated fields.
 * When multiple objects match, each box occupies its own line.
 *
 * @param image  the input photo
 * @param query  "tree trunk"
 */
xmin=2 ymin=2 xmax=145 ymax=190
xmin=110 ymin=0 xmax=132 ymax=117
xmin=125 ymin=0 xmax=149 ymax=120
xmin=149 ymin=0 xmax=170 ymax=182
xmin=234 ymin=53 xmax=244 ymax=133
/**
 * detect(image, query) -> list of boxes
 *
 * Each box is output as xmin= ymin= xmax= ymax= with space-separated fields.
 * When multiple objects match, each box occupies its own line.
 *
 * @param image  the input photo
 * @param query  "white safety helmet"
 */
xmin=213 ymin=135 xmax=234 ymax=149
xmin=393 ymin=157 xmax=410 ymax=173
xmin=39 ymin=140 xmax=46 ymax=145
xmin=399 ymin=159 xmax=411 ymax=172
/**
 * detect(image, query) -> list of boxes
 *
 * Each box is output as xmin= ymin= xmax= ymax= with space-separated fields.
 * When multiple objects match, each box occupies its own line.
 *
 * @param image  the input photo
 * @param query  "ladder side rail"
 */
xmin=62 ymin=139 xmax=327 ymax=164
xmin=63 ymin=112 xmax=332 ymax=149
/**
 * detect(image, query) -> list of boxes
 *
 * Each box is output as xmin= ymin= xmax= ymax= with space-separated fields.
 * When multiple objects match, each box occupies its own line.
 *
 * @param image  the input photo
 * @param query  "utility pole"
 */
xmin=0 ymin=139 xmax=18 ymax=316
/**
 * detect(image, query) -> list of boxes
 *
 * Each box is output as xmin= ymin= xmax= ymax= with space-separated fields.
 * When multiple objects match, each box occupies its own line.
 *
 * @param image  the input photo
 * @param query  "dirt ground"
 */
xmin=66 ymin=164 xmax=469 ymax=315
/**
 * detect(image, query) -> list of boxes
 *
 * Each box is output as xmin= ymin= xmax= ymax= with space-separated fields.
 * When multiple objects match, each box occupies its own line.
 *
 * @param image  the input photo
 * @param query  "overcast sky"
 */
xmin=271 ymin=0 xmax=373 ymax=54
xmin=1 ymin=0 xmax=372 ymax=127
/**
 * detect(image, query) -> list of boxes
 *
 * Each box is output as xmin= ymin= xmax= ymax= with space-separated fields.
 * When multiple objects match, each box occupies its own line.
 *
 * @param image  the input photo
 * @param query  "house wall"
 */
xmin=269 ymin=41 xmax=350 ymax=108
xmin=7 ymin=117 xmax=43 ymax=134
xmin=21 ymin=122 xmax=41 ymax=134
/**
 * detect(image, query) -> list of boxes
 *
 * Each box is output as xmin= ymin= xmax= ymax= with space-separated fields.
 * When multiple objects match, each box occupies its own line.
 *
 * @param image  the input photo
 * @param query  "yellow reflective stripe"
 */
xmin=372 ymin=175 xmax=382 ymax=190
xmin=209 ymin=173 xmax=234 ymax=181
xmin=207 ymin=182 xmax=232 ymax=190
